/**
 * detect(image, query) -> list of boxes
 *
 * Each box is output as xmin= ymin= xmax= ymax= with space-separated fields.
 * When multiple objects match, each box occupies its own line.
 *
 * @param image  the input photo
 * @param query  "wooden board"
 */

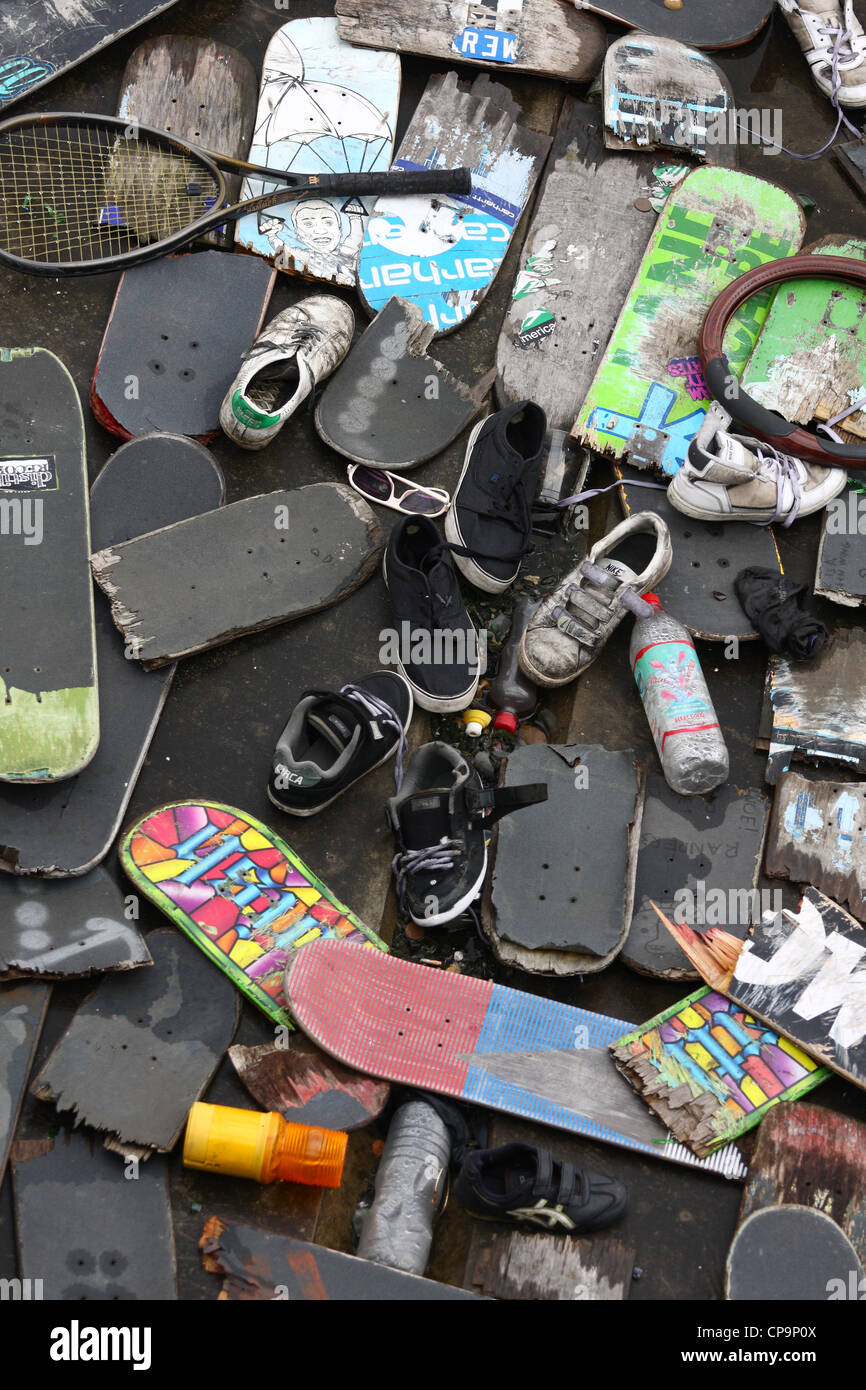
xmin=726 ymin=1205 xmax=861 ymax=1301
xmin=0 ymin=867 xmax=150 ymax=980
xmin=235 ymin=18 xmax=400 ymax=286
xmin=315 ymin=296 xmax=487 ymax=469
xmin=120 ymin=802 xmax=386 ymax=1028
xmin=572 ymin=167 xmax=806 ymax=476
xmin=0 ymin=982 xmax=49 ymax=1189
xmin=495 ymin=98 xmax=661 ymax=431
xmin=623 ymin=777 xmax=770 ymax=981
xmin=200 ymin=1216 xmax=481 ymax=1300
xmin=815 ymin=479 xmax=866 ymax=608
xmin=611 ymin=986 xmax=828 ymax=1159
xmin=763 ymin=629 xmax=866 ymax=785
xmin=0 ymin=348 xmax=98 ymax=783
xmin=603 ymin=35 xmax=735 ymax=166
xmin=286 ymin=938 xmax=747 ymax=1177
xmin=464 ymin=1226 xmax=635 ymax=1300
xmin=91 ymin=483 xmax=383 ymax=670
xmin=90 ymin=252 xmax=276 ymax=441
xmin=117 ymin=35 xmax=257 ymax=250
xmin=358 ymin=72 xmax=551 ymax=336
xmin=229 ymin=1039 xmax=390 ymax=1131
xmin=766 ymin=772 xmax=866 ymax=923
xmin=571 ymin=0 xmax=774 ymax=51
xmin=0 ymin=0 xmax=180 ymax=109
xmin=836 ymin=139 xmax=866 ymax=203
xmin=13 ymin=1129 xmax=177 ymax=1300
xmin=31 ymin=928 xmax=240 ymax=1152
xmin=335 ymin=0 xmax=605 ymax=82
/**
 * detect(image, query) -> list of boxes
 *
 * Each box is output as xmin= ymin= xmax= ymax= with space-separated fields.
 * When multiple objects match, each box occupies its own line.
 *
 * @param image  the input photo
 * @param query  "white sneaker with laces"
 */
xmin=220 ymin=296 xmax=354 ymax=449
xmin=778 ymin=0 xmax=866 ymax=106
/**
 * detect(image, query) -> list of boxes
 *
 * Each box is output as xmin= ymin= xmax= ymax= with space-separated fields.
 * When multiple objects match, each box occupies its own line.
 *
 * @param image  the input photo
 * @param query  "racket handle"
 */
xmin=317 ymin=167 xmax=473 ymax=199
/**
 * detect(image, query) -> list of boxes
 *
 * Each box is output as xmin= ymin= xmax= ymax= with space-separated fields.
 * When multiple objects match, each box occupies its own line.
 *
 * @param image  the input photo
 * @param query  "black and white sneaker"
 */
xmin=387 ymin=741 xmax=547 ymax=926
xmin=383 ymin=516 xmax=481 ymax=714
xmin=445 ymin=400 xmax=547 ymax=594
xmin=454 ymin=1143 xmax=628 ymax=1234
xmin=268 ymin=672 xmax=412 ymax=816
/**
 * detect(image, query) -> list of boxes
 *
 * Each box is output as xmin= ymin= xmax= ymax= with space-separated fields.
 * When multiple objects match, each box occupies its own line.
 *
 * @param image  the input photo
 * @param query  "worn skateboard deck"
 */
xmin=0 ymin=432 xmax=225 ymax=877
xmin=571 ymin=0 xmax=774 ymax=50
xmin=465 ymin=1226 xmax=636 ymax=1300
xmin=0 ymin=982 xmax=49 ymax=1189
xmin=603 ymin=35 xmax=735 ymax=165
xmin=762 ymin=630 xmax=866 ymax=785
xmin=573 ymin=167 xmax=806 ymax=476
xmin=495 ymin=99 xmax=661 ymax=430
xmin=31 ymin=928 xmax=240 ymax=1152
xmin=358 ymin=72 xmax=550 ymax=336
xmin=0 ymin=1 xmax=180 ymax=109
xmin=836 ymin=138 xmax=866 ymax=202
xmin=815 ymin=478 xmax=866 ymax=608
xmin=229 ymin=1040 xmax=390 ymax=1131
xmin=120 ymin=803 xmax=387 ymax=1028
xmin=623 ymin=778 xmax=769 ymax=981
xmin=611 ymin=986 xmax=827 ymax=1159
xmin=316 ymin=297 xmax=488 ymax=468
xmin=235 ymin=18 xmax=400 ymax=287
xmin=0 ymin=348 xmax=98 ymax=783
xmin=92 ymin=483 xmax=383 ymax=669
xmin=285 ymin=939 xmax=746 ymax=1177
xmin=726 ymin=1205 xmax=861 ymax=1301
xmin=91 ymin=252 xmax=275 ymax=441
xmin=0 ymin=867 xmax=150 ymax=979
xmin=766 ymin=771 xmax=866 ymax=922
xmin=117 ymin=35 xmax=257 ymax=251
xmin=335 ymin=0 xmax=605 ymax=82
xmin=13 ymin=1128 xmax=177 ymax=1300
xmin=200 ymin=1216 xmax=481 ymax=1300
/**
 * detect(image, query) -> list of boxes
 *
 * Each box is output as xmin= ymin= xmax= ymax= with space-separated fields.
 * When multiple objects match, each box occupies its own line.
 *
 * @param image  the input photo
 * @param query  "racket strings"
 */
xmin=0 ymin=122 xmax=222 ymax=265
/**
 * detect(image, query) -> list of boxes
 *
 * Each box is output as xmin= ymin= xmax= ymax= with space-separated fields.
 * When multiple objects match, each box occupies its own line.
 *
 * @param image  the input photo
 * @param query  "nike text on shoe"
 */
xmin=454 ymin=1143 xmax=628 ymax=1234
xmin=220 ymin=296 xmax=354 ymax=449
xmin=445 ymin=400 xmax=547 ymax=594
xmin=778 ymin=0 xmax=866 ymax=106
xmin=268 ymin=671 xmax=412 ymax=816
xmin=518 ymin=511 xmax=672 ymax=687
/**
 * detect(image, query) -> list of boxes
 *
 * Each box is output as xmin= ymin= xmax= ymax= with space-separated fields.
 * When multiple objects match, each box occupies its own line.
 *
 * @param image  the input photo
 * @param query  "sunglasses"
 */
xmin=346 ymin=464 xmax=450 ymax=518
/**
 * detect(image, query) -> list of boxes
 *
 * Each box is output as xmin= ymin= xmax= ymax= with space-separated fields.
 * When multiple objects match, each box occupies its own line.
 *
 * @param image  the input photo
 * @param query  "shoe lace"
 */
xmin=457 ymin=471 xmax=535 ymax=563
xmin=818 ymin=11 xmax=866 ymax=68
xmin=392 ymin=838 xmax=462 ymax=916
xmin=750 ymin=442 xmax=805 ymax=528
xmin=340 ymin=683 xmax=407 ymax=791
xmin=421 ymin=542 xmax=463 ymax=621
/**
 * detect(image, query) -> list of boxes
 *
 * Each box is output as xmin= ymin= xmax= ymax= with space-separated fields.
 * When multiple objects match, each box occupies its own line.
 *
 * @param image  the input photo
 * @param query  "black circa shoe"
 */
xmin=454 ymin=1142 xmax=628 ymax=1233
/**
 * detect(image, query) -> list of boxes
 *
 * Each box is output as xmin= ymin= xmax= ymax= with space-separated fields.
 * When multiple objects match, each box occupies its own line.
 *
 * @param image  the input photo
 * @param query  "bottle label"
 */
xmin=632 ymin=639 xmax=719 ymax=753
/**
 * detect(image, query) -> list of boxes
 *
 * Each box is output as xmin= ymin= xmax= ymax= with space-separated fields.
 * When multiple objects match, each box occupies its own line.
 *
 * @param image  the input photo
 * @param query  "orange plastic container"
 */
xmin=183 ymin=1101 xmax=347 ymax=1187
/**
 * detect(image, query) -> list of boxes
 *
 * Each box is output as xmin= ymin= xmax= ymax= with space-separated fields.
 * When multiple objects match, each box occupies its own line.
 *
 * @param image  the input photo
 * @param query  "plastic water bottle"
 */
xmin=355 ymin=1099 xmax=451 ymax=1276
xmin=488 ymin=594 xmax=538 ymax=733
xmin=629 ymin=593 xmax=729 ymax=795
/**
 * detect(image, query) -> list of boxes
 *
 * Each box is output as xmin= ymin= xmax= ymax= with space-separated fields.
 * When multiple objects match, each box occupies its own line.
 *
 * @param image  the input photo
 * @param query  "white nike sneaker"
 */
xmin=220 ymin=296 xmax=354 ymax=449
xmin=778 ymin=0 xmax=866 ymax=107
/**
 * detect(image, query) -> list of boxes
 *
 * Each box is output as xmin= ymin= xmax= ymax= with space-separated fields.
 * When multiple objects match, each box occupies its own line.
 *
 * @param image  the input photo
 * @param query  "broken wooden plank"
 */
xmin=0 ymin=867 xmax=151 ymax=980
xmin=766 ymin=771 xmax=866 ymax=922
xmin=229 ymin=1039 xmax=390 ymax=1131
xmin=91 ymin=484 xmax=384 ymax=670
xmin=726 ymin=1205 xmax=861 ymax=1301
xmin=603 ymin=34 xmax=736 ymax=166
xmin=764 ymin=629 xmax=866 ymax=785
xmin=0 ymin=981 xmax=49 ymax=1189
xmin=464 ymin=1226 xmax=635 ymax=1300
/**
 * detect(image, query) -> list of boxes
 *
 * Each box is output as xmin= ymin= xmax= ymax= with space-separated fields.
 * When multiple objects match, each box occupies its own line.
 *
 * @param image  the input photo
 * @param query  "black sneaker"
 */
xmin=383 ymin=515 xmax=481 ymax=714
xmin=454 ymin=1143 xmax=628 ymax=1234
xmin=387 ymin=741 xmax=547 ymax=926
xmin=445 ymin=400 xmax=547 ymax=594
xmin=268 ymin=671 xmax=412 ymax=816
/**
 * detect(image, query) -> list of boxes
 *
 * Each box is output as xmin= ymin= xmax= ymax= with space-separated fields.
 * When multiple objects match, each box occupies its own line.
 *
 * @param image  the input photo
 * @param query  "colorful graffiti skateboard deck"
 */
xmin=571 ymin=0 xmax=774 ymax=50
xmin=603 ymin=35 xmax=735 ymax=165
xmin=572 ymin=167 xmax=805 ymax=476
xmin=117 ymin=35 xmax=257 ymax=250
xmin=0 ymin=0 xmax=180 ymax=109
xmin=335 ymin=0 xmax=605 ymax=83
xmin=358 ymin=71 xmax=550 ymax=336
xmin=90 ymin=251 xmax=275 ymax=441
xmin=235 ymin=18 xmax=399 ymax=287
xmin=285 ymin=938 xmax=746 ymax=1177
xmin=0 ymin=432 xmax=225 ymax=876
xmin=0 ymin=348 xmax=98 ymax=783
xmin=120 ymin=802 xmax=387 ymax=1027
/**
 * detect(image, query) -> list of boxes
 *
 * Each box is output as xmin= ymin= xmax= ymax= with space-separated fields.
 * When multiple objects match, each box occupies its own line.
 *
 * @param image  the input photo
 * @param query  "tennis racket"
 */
xmin=0 ymin=112 xmax=473 ymax=277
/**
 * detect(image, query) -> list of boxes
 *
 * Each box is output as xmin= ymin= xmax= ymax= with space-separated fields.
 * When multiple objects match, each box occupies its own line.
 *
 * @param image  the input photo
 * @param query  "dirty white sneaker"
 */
xmin=518 ymin=512 xmax=672 ymax=688
xmin=220 ymin=296 xmax=354 ymax=449
xmin=778 ymin=0 xmax=866 ymax=107
xmin=669 ymin=410 xmax=848 ymax=526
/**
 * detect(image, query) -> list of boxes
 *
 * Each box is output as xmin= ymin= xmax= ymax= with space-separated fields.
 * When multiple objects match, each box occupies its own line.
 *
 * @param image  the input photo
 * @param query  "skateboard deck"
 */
xmin=495 ymin=99 xmax=661 ymax=430
xmin=120 ymin=802 xmax=387 ymax=1028
xmin=315 ymin=296 xmax=488 ymax=468
xmin=235 ymin=18 xmax=400 ymax=287
xmin=117 ymin=35 xmax=257 ymax=250
xmin=0 ymin=348 xmax=98 ymax=783
xmin=91 ymin=483 xmax=383 ymax=669
xmin=572 ymin=167 xmax=806 ymax=476
xmin=465 ymin=1227 xmax=636 ymax=1300
xmin=571 ymin=0 xmax=774 ymax=50
xmin=0 ymin=866 xmax=150 ymax=979
xmin=229 ymin=1039 xmax=390 ymax=1131
xmin=358 ymin=72 xmax=551 ymax=336
xmin=0 ymin=981 xmax=49 ymax=1190
xmin=762 ymin=630 xmax=866 ymax=785
xmin=90 ymin=251 xmax=276 ymax=441
xmin=726 ymin=1205 xmax=861 ymax=1301
xmin=603 ymin=35 xmax=735 ymax=165
xmin=815 ymin=476 xmax=866 ymax=608
xmin=836 ymin=138 xmax=866 ymax=202
xmin=31 ymin=928 xmax=240 ymax=1152
xmin=765 ymin=771 xmax=866 ymax=922
xmin=285 ymin=939 xmax=747 ymax=1177
xmin=0 ymin=1 xmax=180 ymax=109
xmin=335 ymin=0 xmax=605 ymax=83
xmin=0 ymin=432 xmax=225 ymax=877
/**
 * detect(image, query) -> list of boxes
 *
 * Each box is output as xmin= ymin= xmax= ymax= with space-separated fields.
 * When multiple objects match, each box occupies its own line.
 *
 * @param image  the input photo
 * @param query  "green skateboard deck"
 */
xmin=572 ymin=167 xmax=806 ymax=476
xmin=0 ymin=348 xmax=98 ymax=781
xmin=120 ymin=801 xmax=386 ymax=1026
